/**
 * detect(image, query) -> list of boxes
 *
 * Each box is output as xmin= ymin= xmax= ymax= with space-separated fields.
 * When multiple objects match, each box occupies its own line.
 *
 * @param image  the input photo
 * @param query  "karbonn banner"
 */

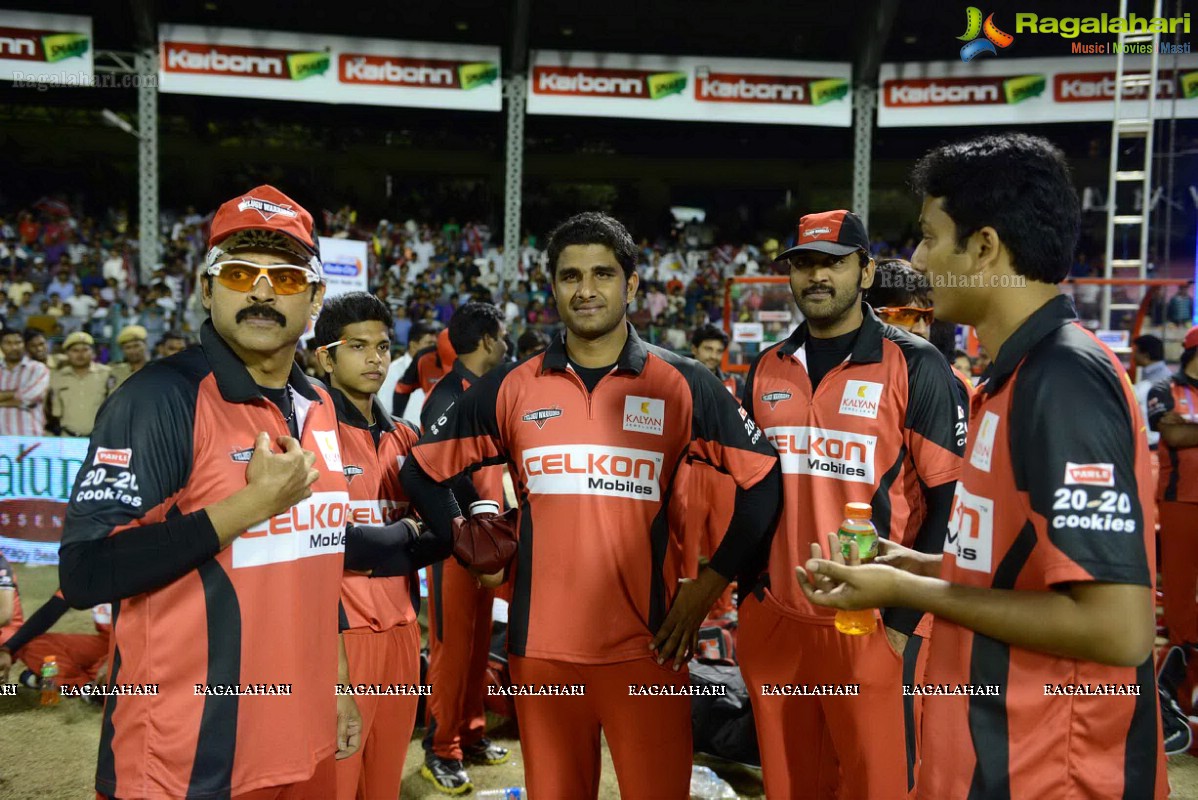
xmin=878 ymin=54 xmax=1198 ymax=127
xmin=0 ymin=435 xmax=87 ymax=565
xmin=0 ymin=10 xmax=92 ymax=84
xmin=158 ymin=25 xmax=501 ymax=111
xmin=528 ymin=51 xmax=852 ymax=126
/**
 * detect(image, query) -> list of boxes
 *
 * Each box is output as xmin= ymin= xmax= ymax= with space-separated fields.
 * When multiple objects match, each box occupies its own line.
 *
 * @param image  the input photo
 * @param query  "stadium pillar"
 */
xmin=136 ymin=47 xmax=160 ymax=283
xmin=500 ymin=76 xmax=527 ymax=298
xmin=851 ymin=85 xmax=876 ymax=231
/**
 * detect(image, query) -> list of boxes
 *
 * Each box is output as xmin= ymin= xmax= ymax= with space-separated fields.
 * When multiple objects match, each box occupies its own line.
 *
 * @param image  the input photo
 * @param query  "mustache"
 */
xmin=236 ymin=305 xmax=288 ymax=326
xmin=802 ymin=285 xmax=835 ymax=297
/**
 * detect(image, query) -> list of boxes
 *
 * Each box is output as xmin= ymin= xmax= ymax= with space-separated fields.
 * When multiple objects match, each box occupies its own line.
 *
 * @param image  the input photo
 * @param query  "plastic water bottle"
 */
xmin=40 ymin=656 xmax=60 ymax=706
xmin=690 ymin=765 xmax=737 ymax=799
xmin=834 ymin=502 xmax=879 ymax=636
xmin=476 ymin=789 xmax=526 ymax=799
xmin=470 ymin=500 xmax=500 ymax=517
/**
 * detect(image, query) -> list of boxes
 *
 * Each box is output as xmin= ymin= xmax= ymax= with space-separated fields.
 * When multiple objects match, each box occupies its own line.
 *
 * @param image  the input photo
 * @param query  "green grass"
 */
xmin=5 ymin=563 xmax=1196 ymax=799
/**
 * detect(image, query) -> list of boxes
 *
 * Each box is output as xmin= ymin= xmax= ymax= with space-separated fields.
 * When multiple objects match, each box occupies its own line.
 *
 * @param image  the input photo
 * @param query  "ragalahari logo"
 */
xmin=958 ymin=7 xmax=1015 ymax=62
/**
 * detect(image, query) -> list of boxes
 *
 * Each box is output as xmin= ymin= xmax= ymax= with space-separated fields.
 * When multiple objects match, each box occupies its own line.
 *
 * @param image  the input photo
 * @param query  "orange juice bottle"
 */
xmin=40 ymin=656 xmax=60 ymax=706
xmin=834 ymin=502 xmax=879 ymax=636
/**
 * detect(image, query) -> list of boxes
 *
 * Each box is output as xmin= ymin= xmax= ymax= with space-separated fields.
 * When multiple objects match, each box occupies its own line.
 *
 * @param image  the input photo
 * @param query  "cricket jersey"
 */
xmin=920 ymin=295 xmax=1166 ymax=800
xmin=744 ymin=304 xmax=963 ymax=619
xmin=59 ymin=320 xmax=351 ymax=799
xmin=411 ymin=325 xmax=778 ymax=663
xmin=332 ymin=389 xmax=421 ymax=631
xmin=1147 ymin=372 xmax=1198 ymax=503
xmin=393 ymin=329 xmax=456 ymax=415
xmin=0 ymin=552 xmax=23 ymax=643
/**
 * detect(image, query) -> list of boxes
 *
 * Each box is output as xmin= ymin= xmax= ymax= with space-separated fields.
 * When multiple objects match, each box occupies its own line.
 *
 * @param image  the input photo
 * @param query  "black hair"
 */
xmin=546 ymin=212 xmax=638 ymax=281
xmin=1182 ymin=347 xmax=1197 ymax=372
xmin=22 ymin=327 xmax=44 ymax=344
xmin=159 ymin=330 xmax=189 ymax=346
xmin=406 ymin=319 xmax=442 ymax=346
xmin=0 ymin=326 xmax=22 ymax=342
xmin=928 ymin=321 xmax=958 ymax=362
xmin=448 ymin=302 xmax=504 ymax=355
xmin=691 ymin=323 xmax=729 ymax=349
xmin=910 ymin=132 xmax=1080 ymax=284
xmin=863 ymin=259 xmax=931 ymax=308
xmin=517 ymin=328 xmax=551 ymax=358
xmin=1132 ymin=334 xmax=1164 ymax=362
xmin=312 ymin=291 xmax=393 ymax=355
xmin=953 ymin=349 xmax=972 ymax=363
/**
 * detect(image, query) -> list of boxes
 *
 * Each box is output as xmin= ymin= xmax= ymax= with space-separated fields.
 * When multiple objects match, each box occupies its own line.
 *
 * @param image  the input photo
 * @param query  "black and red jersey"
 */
xmin=59 ymin=320 xmax=351 ymax=799
xmin=331 ymin=389 xmax=422 ymax=632
xmin=422 ymin=360 xmax=508 ymax=508
xmin=1147 ymin=372 xmax=1198 ymax=503
xmin=395 ymin=329 xmax=456 ymax=399
xmin=411 ymin=325 xmax=777 ymax=664
xmin=0 ymin=552 xmax=22 ymax=644
xmin=716 ymin=370 xmax=745 ymax=402
xmin=921 ymin=295 xmax=1166 ymax=800
xmin=744 ymin=304 xmax=963 ymax=619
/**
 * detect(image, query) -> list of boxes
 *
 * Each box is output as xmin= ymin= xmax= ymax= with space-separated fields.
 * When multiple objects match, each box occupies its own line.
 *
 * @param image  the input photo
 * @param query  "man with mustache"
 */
xmin=738 ymin=210 xmax=963 ymax=799
xmin=59 ymin=185 xmax=362 ymax=799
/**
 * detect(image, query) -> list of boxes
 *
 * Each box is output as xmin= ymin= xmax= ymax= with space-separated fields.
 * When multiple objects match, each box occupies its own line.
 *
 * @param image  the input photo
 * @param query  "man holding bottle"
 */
xmin=738 ymin=209 xmax=963 ymax=799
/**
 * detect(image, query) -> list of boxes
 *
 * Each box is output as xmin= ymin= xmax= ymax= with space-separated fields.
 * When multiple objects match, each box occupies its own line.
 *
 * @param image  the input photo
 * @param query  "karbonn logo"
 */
xmin=523 ymin=444 xmax=663 ymax=501
xmin=884 ymin=76 xmax=1045 ymax=107
xmin=766 ymin=426 xmax=877 ymax=484
xmin=533 ymin=66 xmax=687 ymax=100
xmin=0 ymin=28 xmax=89 ymax=63
xmin=695 ymin=73 xmax=849 ymax=106
xmin=163 ymin=42 xmax=330 ymax=81
xmin=340 ymin=56 xmax=497 ymax=90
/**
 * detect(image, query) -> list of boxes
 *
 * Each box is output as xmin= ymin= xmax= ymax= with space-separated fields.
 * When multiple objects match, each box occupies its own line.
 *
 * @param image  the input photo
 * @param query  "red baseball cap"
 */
xmin=1183 ymin=325 xmax=1198 ymax=351
xmin=775 ymin=209 xmax=870 ymax=261
xmin=207 ymin=185 xmax=320 ymax=267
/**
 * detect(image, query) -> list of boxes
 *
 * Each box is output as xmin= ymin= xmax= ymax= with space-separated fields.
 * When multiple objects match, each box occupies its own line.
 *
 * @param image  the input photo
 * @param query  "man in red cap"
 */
xmin=738 ymin=209 xmax=963 ymax=798
xmin=1149 ymin=325 xmax=1198 ymax=652
xmin=59 ymin=185 xmax=365 ymax=799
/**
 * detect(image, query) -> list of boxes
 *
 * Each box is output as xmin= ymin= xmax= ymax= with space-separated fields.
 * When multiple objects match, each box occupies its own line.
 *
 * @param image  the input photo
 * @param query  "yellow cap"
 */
xmin=62 ymin=331 xmax=94 ymax=351
xmin=844 ymin=502 xmax=872 ymax=520
xmin=116 ymin=325 xmax=148 ymax=346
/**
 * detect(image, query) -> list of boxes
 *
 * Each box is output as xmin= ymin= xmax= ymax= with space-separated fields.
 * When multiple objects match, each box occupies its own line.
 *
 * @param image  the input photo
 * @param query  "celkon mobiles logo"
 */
xmin=0 ymin=27 xmax=89 ymax=63
xmin=533 ymin=66 xmax=687 ymax=100
xmin=340 ymin=55 xmax=497 ymax=90
xmin=234 ymin=491 xmax=351 ymax=568
xmin=346 ymin=499 xmax=409 ymax=526
xmin=945 ymin=485 xmax=994 ymax=573
xmin=523 ymin=444 xmax=663 ymax=501
xmin=766 ymin=426 xmax=877 ymax=484
xmin=163 ymin=42 xmax=330 ymax=80
xmin=957 ymin=7 xmax=1015 ymax=62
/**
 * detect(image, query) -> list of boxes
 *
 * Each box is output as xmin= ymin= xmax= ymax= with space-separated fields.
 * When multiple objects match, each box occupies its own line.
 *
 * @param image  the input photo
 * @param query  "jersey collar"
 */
xmin=200 ymin=319 xmax=321 ymax=405
xmin=451 ymin=358 xmax=481 ymax=386
xmin=329 ymin=386 xmax=395 ymax=432
xmin=978 ymin=294 xmax=1076 ymax=396
xmin=540 ymin=322 xmax=648 ymax=376
xmin=776 ymin=302 xmax=885 ymax=364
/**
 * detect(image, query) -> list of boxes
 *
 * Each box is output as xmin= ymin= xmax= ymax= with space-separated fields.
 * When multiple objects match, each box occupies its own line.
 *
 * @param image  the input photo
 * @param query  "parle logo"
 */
xmin=958 ymin=7 xmax=1015 ymax=62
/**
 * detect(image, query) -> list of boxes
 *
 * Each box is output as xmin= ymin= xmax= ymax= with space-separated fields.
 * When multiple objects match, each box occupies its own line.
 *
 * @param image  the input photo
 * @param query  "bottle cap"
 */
xmin=44 ymin=655 xmax=57 ymax=662
xmin=844 ymin=502 xmax=872 ymax=520
xmin=469 ymin=500 xmax=500 ymax=517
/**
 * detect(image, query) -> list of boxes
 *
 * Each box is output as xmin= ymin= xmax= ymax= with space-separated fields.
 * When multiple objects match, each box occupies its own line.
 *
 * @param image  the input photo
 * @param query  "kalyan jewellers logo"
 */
xmin=957 ymin=8 xmax=1015 ymax=62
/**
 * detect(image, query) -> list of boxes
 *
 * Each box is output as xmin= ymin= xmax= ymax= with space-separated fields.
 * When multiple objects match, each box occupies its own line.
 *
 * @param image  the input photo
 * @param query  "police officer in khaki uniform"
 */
xmin=49 ymin=331 xmax=115 ymax=437
xmin=111 ymin=325 xmax=149 ymax=388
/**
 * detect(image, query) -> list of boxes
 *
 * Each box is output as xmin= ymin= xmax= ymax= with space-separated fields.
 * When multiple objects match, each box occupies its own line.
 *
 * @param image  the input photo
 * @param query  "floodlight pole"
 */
xmin=851 ymin=86 xmax=876 ymax=231
xmin=500 ymin=76 xmax=526 ymax=299
xmin=136 ymin=47 xmax=160 ymax=283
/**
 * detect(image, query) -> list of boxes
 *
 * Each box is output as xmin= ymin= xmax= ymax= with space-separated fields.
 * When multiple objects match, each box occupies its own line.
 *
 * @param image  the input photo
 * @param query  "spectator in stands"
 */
xmin=1168 ymin=282 xmax=1195 ymax=327
xmin=376 ymin=319 xmax=440 ymax=411
xmin=953 ymin=349 xmax=973 ymax=377
xmin=47 ymin=269 xmax=74 ymax=300
xmin=516 ymin=328 xmax=551 ymax=360
xmin=49 ymin=331 xmax=114 ymax=437
xmin=24 ymin=328 xmax=49 ymax=366
xmin=111 ymin=325 xmax=150 ymax=388
xmin=155 ymin=330 xmax=189 ymax=359
xmin=0 ymin=326 xmax=50 ymax=436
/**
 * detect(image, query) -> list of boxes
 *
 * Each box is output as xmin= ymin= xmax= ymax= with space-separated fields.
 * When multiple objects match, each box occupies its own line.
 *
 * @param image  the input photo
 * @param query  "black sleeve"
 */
xmin=1147 ymin=378 xmax=1175 ymax=432
xmin=58 ymin=365 xmax=222 ymax=608
xmin=708 ymin=461 xmax=782 ymax=580
xmin=1012 ymin=335 xmax=1150 ymax=587
xmin=1 ymin=593 xmax=69 ymax=655
xmin=344 ymin=520 xmax=416 ymax=571
xmin=882 ymin=479 xmax=955 ymax=635
xmin=422 ymin=379 xmax=485 ymax=511
xmin=398 ymin=457 xmax=460 ymax=564
xmin=902 ymin=340 xmax=965 ymax=487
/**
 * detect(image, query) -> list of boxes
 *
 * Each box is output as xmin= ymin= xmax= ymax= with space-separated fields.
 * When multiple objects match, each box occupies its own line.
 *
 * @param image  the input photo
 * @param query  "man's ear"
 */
xmin=200 ymin=275 xmax=213 ymax=310
xmin=315 ymin=348 xmax=334 ymax=374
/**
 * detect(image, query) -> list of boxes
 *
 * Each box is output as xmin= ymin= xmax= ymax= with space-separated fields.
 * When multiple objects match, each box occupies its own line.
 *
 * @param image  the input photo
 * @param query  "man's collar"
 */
xmin=329 ymin=386 xmax=394 ymax=432
xmin=452 ymin=358 xmax=481 ymax=384
xmin=541 ymin=322 xmax=648 ymax=375
xmin=777 ymin=302 xmax=885 ymax=364
xmin=1175 ymin=371 xmax=1198 ymax=389
xmin=978 ymin=294 xmax=1076 ymax=395
xmin=200 ymin=319 xmax=320 ymax=405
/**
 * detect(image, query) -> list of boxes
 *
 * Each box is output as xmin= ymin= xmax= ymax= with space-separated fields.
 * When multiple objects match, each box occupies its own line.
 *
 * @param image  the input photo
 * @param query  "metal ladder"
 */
xmin=1101 ymin=0 xmax=1164 ymax=354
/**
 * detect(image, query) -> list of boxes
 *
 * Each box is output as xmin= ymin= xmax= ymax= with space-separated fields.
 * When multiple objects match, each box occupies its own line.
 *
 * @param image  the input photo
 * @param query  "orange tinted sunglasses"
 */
xmin=876 ymin=306 xmax=934 ymax=326
xmin=206 ymin=260 xmax=320 ymax=295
